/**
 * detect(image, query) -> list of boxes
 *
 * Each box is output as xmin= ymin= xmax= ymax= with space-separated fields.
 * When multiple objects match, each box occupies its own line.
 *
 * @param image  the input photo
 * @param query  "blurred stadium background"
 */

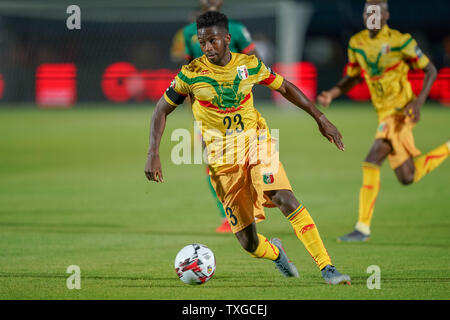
xmin=0 ymin=0 xmax=449 ymax=106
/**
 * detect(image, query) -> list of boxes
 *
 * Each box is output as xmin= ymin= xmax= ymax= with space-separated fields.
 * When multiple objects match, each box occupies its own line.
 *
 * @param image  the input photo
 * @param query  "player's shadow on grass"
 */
xmin=0 ymin=221 xmax=122 ymax=229
xmin=0 ymin=272 xmax=174 ymax=282
xmin=355 ymin=241 xmax=449 ymax=249
xmin=0 ymin=272 xmax=318 ymax=288
xmin=118 ymin=278 xmax=318 ymax=288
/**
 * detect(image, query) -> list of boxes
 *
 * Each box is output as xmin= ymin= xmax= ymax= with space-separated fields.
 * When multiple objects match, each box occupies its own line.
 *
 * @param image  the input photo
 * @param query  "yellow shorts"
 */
xmin=209 ymin=158 xmax=292 ymax=234
xmin=375 ymin=114 xmax=421 ymax=169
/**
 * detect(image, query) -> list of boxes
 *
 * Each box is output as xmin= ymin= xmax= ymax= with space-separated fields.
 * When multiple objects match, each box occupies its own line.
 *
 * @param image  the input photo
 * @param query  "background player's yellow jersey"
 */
xmin=346 ymin=25 xmax=430 ymax=120
xmin=164 ymin=52 xmax=283 ymax=171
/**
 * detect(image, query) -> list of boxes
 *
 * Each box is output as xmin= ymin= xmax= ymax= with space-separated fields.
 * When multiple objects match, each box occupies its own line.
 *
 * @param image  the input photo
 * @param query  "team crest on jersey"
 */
xmin=381 ymin=44 xmax=391 ymax=54
xmin=377 ymin=122 xmax=387 ymax=133
xmin=263 ymin=173 xmax=274 ymax=185
xmin=169 ymin=79 xmax=176 ymax=89
xmin=237 ymin=65 xmax=249 ymax=80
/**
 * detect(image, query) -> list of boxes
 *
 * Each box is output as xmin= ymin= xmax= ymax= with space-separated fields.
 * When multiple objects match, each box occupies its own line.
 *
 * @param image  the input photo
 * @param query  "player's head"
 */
xmin=196 ymin=11 xmax=231 ymax=65
xmin=199 ymin=0 xmax=224 ymax=13
xmin=363 ymin=0 xmax=389 ymax=31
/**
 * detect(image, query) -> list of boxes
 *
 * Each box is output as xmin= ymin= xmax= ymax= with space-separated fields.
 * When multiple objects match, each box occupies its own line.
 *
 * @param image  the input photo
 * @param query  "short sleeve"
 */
xmin=163 ymin=68 xmax=190 ymax=107
xmin=256 ymin=59 xmax=284 ymax=90
xmin=400 ymin=36 xmax=430 ymax=70
xmin=232 ymin=22 xmax=255 ymax=54
xmin=346 ymin=38 xmax=361 ymax=77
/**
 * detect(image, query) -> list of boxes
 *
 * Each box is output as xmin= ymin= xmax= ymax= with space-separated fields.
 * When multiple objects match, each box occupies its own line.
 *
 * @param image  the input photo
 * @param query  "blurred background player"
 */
xmin=317 ymin=0 xmax=449 ymax=242
xmin=170 ymin=10 xmax=198 ymax=64
xmin=182 ymin=0 xmax=258 ymax=64
xmin=171 ymin=0 xmax=260 ymax=233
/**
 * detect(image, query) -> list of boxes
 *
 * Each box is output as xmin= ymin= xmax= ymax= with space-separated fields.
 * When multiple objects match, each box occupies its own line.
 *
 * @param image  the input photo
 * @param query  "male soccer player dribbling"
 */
xmin=317 ymin=0 xmax=449 ymax=242
xmin=172 ymin=0 xmax=260 ymax=233
xmin=145 ymin=11 xmax=351 ymax=284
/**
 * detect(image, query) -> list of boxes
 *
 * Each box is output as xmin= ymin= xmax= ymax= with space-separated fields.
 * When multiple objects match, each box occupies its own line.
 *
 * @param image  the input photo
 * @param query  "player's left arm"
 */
xmin=404 ymin=61 xmax=437 ymax=122
xmin=402 ymin=37 xmax=437 ymax=122
xmin=276 ymin=79 xmax=344 ymax=151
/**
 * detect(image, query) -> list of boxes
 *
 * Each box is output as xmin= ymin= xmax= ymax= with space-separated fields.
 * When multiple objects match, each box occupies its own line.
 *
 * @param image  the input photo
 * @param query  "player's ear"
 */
xmin=224 ymin=32 xmax=231 ymax=46
xmin=382 ymin=6 xmax=390 ymax=22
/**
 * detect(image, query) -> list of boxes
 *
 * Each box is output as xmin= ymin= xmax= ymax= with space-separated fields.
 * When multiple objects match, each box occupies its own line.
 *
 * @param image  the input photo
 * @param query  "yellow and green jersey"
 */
xmin=183 ymin=20 xmax=255 ymax=61
xmin=346 ymin=25 xmax=430 ymax=120
xmin=164 ymin=52 xmax=283 ymax=171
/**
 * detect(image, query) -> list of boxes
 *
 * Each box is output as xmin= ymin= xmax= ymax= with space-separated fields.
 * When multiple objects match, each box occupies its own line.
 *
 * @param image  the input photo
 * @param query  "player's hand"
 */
xmin=404 ymin=99 xmax=423 ymax=123
xmin=317 ymin=115 xmax=345 ymax=151
xmin=145 ymin=153 xmax=164 ymax=183
xmin=317 ymin=91 xmax=333 ymax=107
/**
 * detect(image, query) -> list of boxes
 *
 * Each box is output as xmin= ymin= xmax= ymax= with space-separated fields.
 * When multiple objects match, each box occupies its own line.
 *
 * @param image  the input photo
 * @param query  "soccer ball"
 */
xmin=174 ymin=244 xmax=216 ymax=285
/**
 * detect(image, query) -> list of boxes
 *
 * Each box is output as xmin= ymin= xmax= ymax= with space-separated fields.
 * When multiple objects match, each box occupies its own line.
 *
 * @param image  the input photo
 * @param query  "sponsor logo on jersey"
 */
xmin=200 ymin=69 xmax=210 ymax=75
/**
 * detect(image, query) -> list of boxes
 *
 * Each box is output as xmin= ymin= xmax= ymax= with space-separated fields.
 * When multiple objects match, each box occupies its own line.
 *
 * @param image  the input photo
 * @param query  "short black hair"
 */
xmin=196 ymin=11 xmax=229 ymax=32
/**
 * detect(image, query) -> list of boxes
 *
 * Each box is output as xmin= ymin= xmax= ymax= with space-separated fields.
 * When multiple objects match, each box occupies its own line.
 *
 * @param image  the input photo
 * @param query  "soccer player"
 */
xmin=176 ymin=0 xmax=259 ymax=233
xmin=145 ymin=11 xmax=351 ymax=284
xmin=317 ymin=0 xmax=449 ymax=242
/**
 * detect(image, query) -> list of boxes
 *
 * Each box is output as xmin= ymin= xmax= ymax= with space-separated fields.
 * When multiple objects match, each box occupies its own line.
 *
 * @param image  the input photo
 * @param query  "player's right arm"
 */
xmin=317 ymin=37 xmax=363 ymax=107
xmin=145 ymin=97 xmax=177 ymax=183
xmin=145 ymin=71 xmax=189 ymax=183
xmin=277 ymin=79 xmax=345 ymax=151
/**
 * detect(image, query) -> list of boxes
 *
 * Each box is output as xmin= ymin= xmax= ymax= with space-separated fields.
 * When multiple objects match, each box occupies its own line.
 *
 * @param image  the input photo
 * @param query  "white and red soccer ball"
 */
xmin=174 ymin=244 xmax=216 ymax=285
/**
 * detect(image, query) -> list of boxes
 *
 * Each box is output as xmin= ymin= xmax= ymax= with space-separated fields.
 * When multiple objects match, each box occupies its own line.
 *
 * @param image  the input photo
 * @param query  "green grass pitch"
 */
xmin=0 ymin=102 xmax=449 ymax=300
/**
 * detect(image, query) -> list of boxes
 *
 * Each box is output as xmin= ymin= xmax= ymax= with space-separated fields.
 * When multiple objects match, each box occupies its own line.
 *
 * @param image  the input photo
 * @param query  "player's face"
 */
xmin=197 ymin=26 xmax=231 ymax=65
xmin=363 ymin=1 xmax=389 ymax=31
